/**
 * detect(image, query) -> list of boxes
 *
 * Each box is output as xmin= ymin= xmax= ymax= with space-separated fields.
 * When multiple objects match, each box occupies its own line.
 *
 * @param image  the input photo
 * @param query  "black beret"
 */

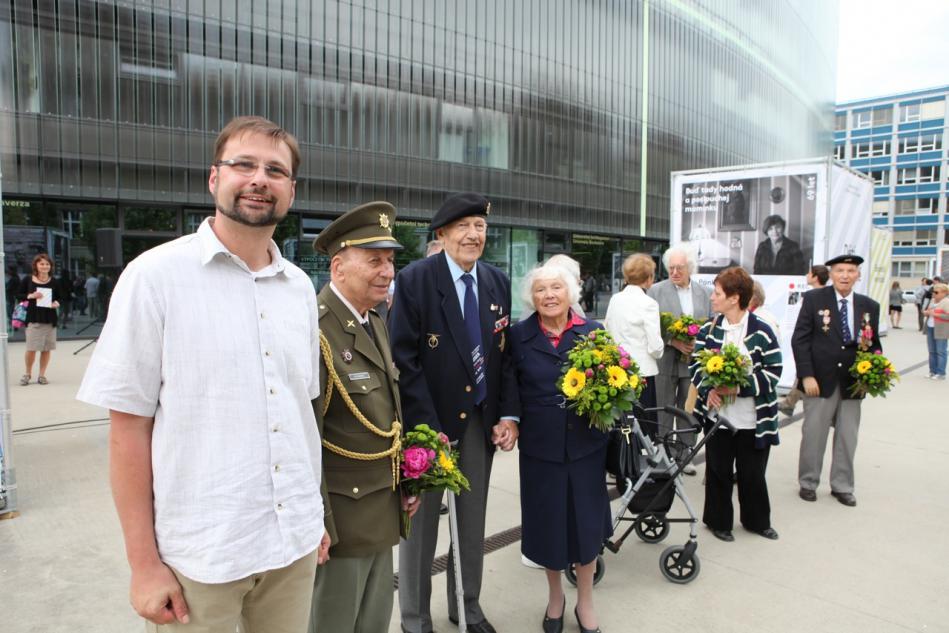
xmin=313 ymin=201 xmax=403 ymax=258
xmin=825 ymin=253 xmax=864 ymax=267
xmin=430 ymin=192 xmax=491 ymax=231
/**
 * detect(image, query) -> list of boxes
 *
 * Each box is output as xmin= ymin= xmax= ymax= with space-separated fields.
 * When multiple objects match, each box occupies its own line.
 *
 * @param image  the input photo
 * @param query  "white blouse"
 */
xmin=718 ymin=312 xmax=757 ymax=430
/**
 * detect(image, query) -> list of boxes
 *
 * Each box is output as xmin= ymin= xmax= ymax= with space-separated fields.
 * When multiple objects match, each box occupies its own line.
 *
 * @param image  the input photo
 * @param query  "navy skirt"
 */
xmin=519 ymin=447 xmax=613 ymax=570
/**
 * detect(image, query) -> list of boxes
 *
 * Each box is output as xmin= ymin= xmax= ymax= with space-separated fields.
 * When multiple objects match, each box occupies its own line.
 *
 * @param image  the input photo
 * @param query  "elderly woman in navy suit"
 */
xmin=511 ymin=262 xmax=611 ymax=633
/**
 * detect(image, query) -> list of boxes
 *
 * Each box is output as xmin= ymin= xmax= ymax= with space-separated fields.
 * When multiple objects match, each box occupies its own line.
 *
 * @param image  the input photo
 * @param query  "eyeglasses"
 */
xmin=667 ymin=265 xmax=688 ymax=272
xmin=214 ymin=158 xmax=293 ymax=181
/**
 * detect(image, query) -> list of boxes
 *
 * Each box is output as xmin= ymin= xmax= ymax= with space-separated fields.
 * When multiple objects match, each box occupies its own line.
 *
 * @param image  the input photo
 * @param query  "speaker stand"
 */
xmin=73 ymin=317 xmax=103 ymax=355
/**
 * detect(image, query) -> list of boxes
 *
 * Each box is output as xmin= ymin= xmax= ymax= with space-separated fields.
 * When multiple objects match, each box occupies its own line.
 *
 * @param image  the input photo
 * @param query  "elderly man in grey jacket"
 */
xmin=647 ymin=244 xmax=711 ymax=474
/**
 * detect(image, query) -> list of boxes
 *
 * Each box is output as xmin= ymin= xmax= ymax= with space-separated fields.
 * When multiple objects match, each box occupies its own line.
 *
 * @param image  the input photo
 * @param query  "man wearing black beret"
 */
xmin=791 ymin=253 xmax=881 ymax=507
xmin=390 ymin=192 xmax=520 ymax=633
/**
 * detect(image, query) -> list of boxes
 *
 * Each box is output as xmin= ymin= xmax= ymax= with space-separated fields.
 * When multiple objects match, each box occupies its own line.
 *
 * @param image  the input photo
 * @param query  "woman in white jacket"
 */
xmin=604 ymin=254 xmax=664 ymax=433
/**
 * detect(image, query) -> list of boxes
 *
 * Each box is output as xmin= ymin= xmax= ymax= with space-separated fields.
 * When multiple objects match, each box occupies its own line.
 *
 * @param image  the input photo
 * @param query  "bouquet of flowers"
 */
xmin=558 ymin=329 xmax=645 ymax=433
xmin=400 ymin=424 xmax=470 ymax=536
xmin=694 ymin=343 xmax=752 ymax=406
xmin=660 ymin=312 xmax=703 ymax=362
xmin=848 ymin=350 xmax=899 ymax=398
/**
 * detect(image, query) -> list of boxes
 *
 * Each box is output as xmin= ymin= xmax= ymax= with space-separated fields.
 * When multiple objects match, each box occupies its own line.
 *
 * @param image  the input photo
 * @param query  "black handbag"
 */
xmin=606 ymin=418 xmax=637 ymax=484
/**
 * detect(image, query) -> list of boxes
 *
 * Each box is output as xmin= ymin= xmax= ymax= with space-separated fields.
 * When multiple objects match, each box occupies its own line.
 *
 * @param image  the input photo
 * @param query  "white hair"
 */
xmin=520 ymin=262 xmax=581 ymax=314
xmin=545 ymin=254 xmax=581 ymax=281
xmin=662 ymin=243 xmax=698 ymax=275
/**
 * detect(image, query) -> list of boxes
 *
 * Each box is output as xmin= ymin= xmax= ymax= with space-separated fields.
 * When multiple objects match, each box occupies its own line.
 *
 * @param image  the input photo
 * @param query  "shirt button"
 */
xmin=459 ymin=412 xmax=467 ymax=420
xmin=361 ymin=385 xmax=367 ymax=390
xmin=274 ymin=464 xmax=280 ymax=472
xmin=272 ymin=426 xmax=279 ymax=433
xmin=265 ymin=350 xmax=272 ymax=356
xmin=260 ymin=312 xmax=266 ymax=319
xmin=465 ymin=385 xmax=472 ymax=393
xmin=837 ymin=363 xmax=842 ymax=367
xmin=352 ymin=487 xmax=359 ymax=494
xmin=270 ymin=387 xmax=276 ymax=395
xmin=276 ymin=503 xmax=284 ymax=510
xmin=841 ymin=346 xmax=845 ymax=350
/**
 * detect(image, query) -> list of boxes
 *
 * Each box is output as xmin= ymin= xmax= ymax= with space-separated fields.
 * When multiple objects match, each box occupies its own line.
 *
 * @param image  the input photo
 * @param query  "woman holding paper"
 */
xmin=18 ymin=253 xmax=61 ymax=385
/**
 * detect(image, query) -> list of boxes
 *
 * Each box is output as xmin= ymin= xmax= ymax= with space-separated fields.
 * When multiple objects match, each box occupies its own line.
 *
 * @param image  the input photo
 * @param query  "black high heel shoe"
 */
xmin=574 ymin=606 xmax=602 ymax=633
xmin=542 ymin=597 xmax=565 ymax=633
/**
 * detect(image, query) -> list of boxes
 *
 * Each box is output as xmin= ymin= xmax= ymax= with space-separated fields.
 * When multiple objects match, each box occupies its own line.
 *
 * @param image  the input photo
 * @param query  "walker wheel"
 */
xmin=634 ymin=513 xmax=670 ymax=543
xmin=564 ymin=554 xmax=606 ymax=587
xmin=659 ymin=545 xmax=700 ymax=583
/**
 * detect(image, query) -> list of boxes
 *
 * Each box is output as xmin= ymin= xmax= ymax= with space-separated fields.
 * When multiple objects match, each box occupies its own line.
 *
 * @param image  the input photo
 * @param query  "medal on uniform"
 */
xmin=427 ymin=333 xmax=440 ymax=349
xmin=819 ymin=308 xmax=831 ymax=333
xmin=341 ymin=348 xmax=353 ymax=363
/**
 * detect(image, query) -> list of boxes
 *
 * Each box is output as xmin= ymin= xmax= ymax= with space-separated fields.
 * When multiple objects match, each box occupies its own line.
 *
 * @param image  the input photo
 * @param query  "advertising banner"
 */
xmin=671 ymin=160 xmax=874 ymax=388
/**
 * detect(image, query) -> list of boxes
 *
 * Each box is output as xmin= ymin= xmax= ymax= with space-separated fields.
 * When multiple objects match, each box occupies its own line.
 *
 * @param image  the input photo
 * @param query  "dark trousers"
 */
xmin=703 ymin=428 xmax=772 ymax=532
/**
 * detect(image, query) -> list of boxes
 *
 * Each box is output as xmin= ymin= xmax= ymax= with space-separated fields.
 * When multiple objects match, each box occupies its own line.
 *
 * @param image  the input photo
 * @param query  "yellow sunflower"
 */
xmin=672 ymin=319 xmax=684 ymax=332
xmin=856 ymin=360 xmax=872 ymax=374
xmin=628 ymin=374 xmax=640 ymax=389
xmin=606 ymin=366 xmax=628 ymax=388
xmin=562 ymin=367 xmax=587 ymax=398
xmin=705 ymin=356 xmax=725 ymax=373
xmin=438 ymin=451 xmax=455 ymax=473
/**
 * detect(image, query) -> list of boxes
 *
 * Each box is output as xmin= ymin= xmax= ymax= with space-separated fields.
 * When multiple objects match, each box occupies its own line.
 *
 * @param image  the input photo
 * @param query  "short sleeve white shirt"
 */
xmin=77 ymin=218 xmax=324 ymax=583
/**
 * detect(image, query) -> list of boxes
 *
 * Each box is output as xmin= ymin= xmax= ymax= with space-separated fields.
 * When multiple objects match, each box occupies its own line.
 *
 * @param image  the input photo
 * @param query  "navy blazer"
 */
xmin=510 ymin=315 xmax=610 ymax=464
xmin=389 ymin=252 xmax=519 ymax=442
xmin=791 ymin=286 xmax=882 ymax=400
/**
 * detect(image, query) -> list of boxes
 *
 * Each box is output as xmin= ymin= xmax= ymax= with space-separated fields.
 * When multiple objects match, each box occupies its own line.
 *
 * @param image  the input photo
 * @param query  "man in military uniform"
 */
xmin=308 ymin=201 xmax=419 ymax=633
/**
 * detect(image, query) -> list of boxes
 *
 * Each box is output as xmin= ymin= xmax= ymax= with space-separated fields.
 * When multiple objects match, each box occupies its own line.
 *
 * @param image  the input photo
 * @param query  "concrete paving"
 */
xmin=1 ymin=314 xmax=947 ymax=633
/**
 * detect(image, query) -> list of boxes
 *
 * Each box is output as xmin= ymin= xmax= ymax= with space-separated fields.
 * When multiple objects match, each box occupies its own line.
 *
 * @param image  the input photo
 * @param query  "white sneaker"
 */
xmin=520 ymin=554 xmax=544 ymax=569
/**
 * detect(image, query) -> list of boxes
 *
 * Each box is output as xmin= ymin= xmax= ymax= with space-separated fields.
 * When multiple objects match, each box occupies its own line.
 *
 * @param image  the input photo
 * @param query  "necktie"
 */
xmin=362 ymin=319 xmax=376 ymax=346
xmin=839 ymin=298 xmax=852 ymax=343
xmin=461 ymin=273 xmax=486 ymax=404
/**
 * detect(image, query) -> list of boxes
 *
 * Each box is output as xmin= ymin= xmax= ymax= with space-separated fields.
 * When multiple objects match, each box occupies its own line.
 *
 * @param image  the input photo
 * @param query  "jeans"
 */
xmin=926 ymin=327 xmax=947 ymax=376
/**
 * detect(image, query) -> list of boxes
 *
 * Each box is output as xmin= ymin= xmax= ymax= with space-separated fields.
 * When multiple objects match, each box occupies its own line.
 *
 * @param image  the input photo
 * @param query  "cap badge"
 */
xmin=379 ymin=213 xmax=391 ymax=231
xmin=485 ymin=202 xmax=491 ymax=215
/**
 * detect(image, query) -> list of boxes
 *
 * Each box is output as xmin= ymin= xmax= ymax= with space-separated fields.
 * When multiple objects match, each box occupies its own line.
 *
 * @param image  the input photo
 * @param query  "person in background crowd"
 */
xmin=84 ymin=272 xmax=100 ymax=319
xmin=749 ymin=281 xmax=781 ymax=339
xmin=511 ymin=262 xmax=610 ymax=633
xmin=753 ymin=215 xmax=806 ymax=276
xmin=915 ymin=277 xmax=932 ymax=332
xmin=581 ymin=271 xmax=596 ymax=314
xmin=547 ymin=254 xmax=586 ymax=318
xmin=691 ymin=267 xmax=782 ymax=542
xmin=793 ymin=254 xmax=881 ymax=507
xmin=425 ymin=239 xmax=444 ymax=257
xmin=58 ymin=269 xmax=73 ymax=329
xmin=77 ymin=116 xmax=329 ymax=631
xmin=390 ymin=193 xmax=519 ymax=633
xmin=888 ymin=281 xmax=904 ymax=329
xmin=604 ymin=254 xmax=663 ymax=431
xmin=923 ymin=282 xmax=949 ymax=380
xmin=98 ymin=273 xmax=114 ymax=320
xmin=307 ymin=202 xmax=419 ymax=633
xmin=5 ymin=265 xmax=20 ymax=320
xmin=647 ymin=244 xmax=711 ymax=475
xmin=778 ymin=265 xmax=828 ymax=417
xmin=73 ymin=274 xmax=87 ymax=316
xmin=19 ymin=253 xmax=60 ymax=386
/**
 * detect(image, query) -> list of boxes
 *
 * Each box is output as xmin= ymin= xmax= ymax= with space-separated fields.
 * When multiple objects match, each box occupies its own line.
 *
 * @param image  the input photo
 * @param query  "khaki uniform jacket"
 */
xmin=314 ymin=285 xmax=403 ymax=558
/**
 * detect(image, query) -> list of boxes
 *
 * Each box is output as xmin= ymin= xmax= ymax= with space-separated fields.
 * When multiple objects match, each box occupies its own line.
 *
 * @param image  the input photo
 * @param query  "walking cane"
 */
xmin=446 ymin=490 xmax=467 ymax=633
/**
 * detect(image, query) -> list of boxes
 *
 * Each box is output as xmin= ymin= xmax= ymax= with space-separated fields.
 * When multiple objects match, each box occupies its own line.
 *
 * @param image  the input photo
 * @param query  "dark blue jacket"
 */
xmin=510 ymin=315 xmax=609 ymax=463
xmin=389 ymin=252 xmax=519 ymax=442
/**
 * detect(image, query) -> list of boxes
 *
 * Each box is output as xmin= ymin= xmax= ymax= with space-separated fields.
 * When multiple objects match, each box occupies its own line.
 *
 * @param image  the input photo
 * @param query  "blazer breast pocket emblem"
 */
xmin=427 ymin=333 xmax=440 ymax=349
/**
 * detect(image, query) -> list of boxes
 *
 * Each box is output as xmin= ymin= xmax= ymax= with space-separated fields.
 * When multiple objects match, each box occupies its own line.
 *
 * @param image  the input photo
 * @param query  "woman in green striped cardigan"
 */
xmin=690 ymin=267 xmax=782 ymax=543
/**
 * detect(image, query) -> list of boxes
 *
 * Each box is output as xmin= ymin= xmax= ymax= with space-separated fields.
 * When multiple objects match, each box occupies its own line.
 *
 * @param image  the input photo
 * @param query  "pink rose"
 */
xmin=437 ymin=432 xmax=450 ymax=445
xmin=874 ymin=350 xmax=882 ymax=355
xmin=585 ymin=368 xmax=594 ymax=378
xmin=619 ymin=357 xmax=630 ymax=368
xmin=402 ymin=447 xmax=435 ymax=480
xmin=589 ymin=332 xmax=597 ymax=340
xmin=618 ymin=346 xmax=628 ymax=357
xmin=598 ymin=364 xmax=605 ymax=371
xmin=687 ymin=324 xmax=700 ymax=336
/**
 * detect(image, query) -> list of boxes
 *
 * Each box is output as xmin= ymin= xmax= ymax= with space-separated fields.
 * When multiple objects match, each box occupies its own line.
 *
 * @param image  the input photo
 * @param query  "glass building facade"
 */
xmin=0 ymin=0 xmax=837 ymax=328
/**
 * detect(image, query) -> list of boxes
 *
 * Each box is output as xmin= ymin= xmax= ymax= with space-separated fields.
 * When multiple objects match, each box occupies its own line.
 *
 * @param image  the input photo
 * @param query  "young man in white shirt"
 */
xmin=78 ymin=116 xmax=329 ymax=632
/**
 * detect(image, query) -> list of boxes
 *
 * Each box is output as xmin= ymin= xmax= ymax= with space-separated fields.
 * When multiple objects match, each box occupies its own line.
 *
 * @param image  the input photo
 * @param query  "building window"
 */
xmin=892 ymin=260 xmax=929 ymax=277
xmin=921 ymin=100 xmax=946 ymax=120
xmin=834 ymin=113 xmax=847 ymax=131
xmin=872 ymin=107 xmax=893 ymax=126
xmin=899 ymin=132 xmax=943 ymax=154
xmin=872 ymin=200 xmax=889 ymax=217
xmin=892 ymin=230 xmax=915 ymax=246
xmin=900 ymin=103 xmax=920 ymax=123
xmin=62 ymin=209 xmax=83 ymax=238
xmin=866 ymin=169 xmax=890 ymax=186
xmin=916 ymin=229 xmax=936 ymax=246
xmin=897 ymin=166 xmax=940 ymax=184
xmin=834 ymin=144 xmax=845 ymax=160
xmin=853 ymin=111 xmax=872 ymax=129
xmin=852 ymin=140 xmax=890 ymax=158
xmin=895 ymin=198 xmax=938 ymax=215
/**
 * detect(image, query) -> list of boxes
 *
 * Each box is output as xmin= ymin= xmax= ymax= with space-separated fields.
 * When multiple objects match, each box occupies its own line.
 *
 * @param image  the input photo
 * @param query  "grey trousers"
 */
xmin=653 ymin=373 xmax=696 ymax=449
xmin=398 ymin=409 xmax=494 ymax=633
xmin=309 ymin=548 xmax=393 ymax=633
xmin=799 ymin=387 xmax=862 ymax=494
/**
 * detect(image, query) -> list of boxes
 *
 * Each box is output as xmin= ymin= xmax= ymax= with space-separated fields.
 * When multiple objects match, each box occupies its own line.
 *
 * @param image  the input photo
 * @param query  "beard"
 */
xmin=216 ymin=188 xmax=287 ymax=227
